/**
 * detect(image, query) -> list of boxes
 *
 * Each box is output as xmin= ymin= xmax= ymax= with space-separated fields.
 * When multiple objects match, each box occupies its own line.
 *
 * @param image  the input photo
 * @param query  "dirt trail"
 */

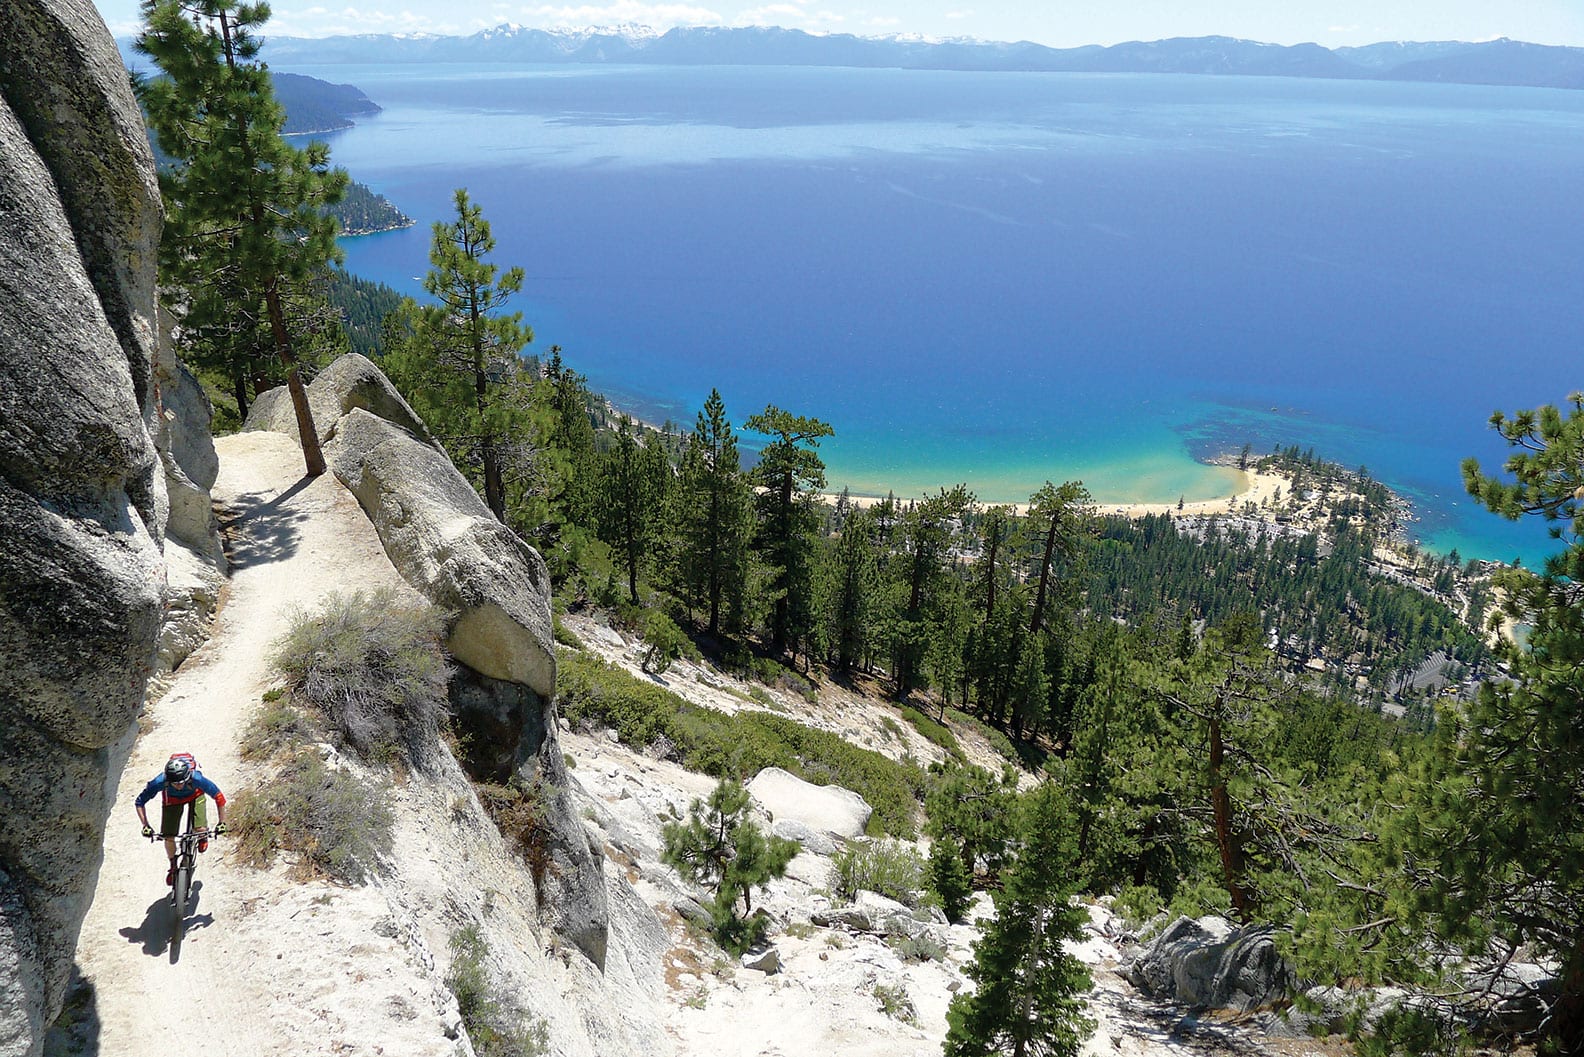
xmin=73 ymin=431 xmax=412 ymax=1056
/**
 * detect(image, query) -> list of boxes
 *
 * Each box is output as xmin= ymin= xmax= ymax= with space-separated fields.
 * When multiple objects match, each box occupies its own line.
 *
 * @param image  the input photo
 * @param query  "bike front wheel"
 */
xmin=171 ymin=865 xmax=191 ymax=939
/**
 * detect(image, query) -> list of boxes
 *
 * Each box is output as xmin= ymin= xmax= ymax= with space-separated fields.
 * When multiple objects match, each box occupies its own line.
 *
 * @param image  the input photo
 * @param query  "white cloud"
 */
xmin=944 ymin=9 xmax=972 ymax=19
xmin=265 ymin=0 xmax=725 ymax=35
xmin=736 ymin=2 xmax=844 ymax=29
xmin=268 ymin=5 xmax=446 ymax=36
xmin=516 ymin=2 xmax=724 ymax=29
xmin=866 ymin=15 xmax=899 ymax=27
xmin=1326 ymin=24 xmax=1360 ymax=34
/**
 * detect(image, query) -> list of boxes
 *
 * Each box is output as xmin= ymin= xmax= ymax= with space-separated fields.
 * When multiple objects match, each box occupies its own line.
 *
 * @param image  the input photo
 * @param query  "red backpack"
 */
xmin=168 ymin=752 xmax=199 ymax=775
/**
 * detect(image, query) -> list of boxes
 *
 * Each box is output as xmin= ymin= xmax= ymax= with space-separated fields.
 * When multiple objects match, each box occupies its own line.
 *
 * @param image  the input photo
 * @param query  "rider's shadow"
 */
xmin=118 ymin=883 xmax=215 ymax=963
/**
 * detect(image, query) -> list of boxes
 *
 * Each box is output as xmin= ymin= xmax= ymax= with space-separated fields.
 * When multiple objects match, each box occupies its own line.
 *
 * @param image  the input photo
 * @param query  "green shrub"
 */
xmin=270 ymin=588 xmax=451 ymax=768
xmin=557 ymin=651 xmax=925 ymax=837
xmin=899 ymin=706 xmax=963 ymax=760
xmin=228 ymin=750 xmax=393 ymax=884
xmin=872 ymin=982 xmax=916 ymax=1023
xmin=641 ymin=610 xmax=698 ymax=674
xmin=1112 ymin=883 xmax=1164 ymax=930
xmin=831 ymin=839 xmax=927 ymax=907
xmin=552 ymin=615 xmax=583 ymax=650
xmin=928 ymin=840 xmax=973 ymax=923
xmin=446 ymin=925 xmax=549 ymax=1057
xmin=891 ymin=933 xmax=948 ymax=963
xmin=945 ymin=707 xmax=1021 ymax=765
xmin=240 ymin=698 xmax=314 ymax=761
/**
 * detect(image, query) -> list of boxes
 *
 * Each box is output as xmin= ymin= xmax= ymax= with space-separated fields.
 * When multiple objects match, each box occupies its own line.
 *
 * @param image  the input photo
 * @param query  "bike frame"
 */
xmin=149 ymin=827 xmax=214 ymax=939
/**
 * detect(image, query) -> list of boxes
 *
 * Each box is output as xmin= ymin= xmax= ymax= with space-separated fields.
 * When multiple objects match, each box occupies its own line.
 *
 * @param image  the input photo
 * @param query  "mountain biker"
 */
xmin=134 ymin=754 xmax=228 ymax=886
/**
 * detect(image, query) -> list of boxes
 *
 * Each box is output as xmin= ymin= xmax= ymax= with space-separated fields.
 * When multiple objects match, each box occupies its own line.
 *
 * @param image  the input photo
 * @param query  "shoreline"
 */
xmin=818 ymin=456 xmax=1293 ymax=521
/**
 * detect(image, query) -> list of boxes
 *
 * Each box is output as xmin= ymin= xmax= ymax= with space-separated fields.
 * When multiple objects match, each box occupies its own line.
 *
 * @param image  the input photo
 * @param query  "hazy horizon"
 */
xmin=92 ymin=0 xmax=1584 ymax=51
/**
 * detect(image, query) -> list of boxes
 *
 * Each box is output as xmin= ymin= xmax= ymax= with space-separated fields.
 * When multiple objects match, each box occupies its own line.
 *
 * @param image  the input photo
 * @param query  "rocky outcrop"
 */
xmin=450 ymin=667 xmax=609 ymax=968
xmin=246 ymin=354 xmax=599 ymax=964
xmin=246 ymin=351 xmax=437 ymax=451
xmin=1124 ymin=915 xmax=1295 ymax=1014
xmin=245 ymin=354 xmax=553 ymax=696
xmin=747 ymin=767 xmax=873 ymax=840
xmin=0 ymin=1 xmax=168 ymax=1051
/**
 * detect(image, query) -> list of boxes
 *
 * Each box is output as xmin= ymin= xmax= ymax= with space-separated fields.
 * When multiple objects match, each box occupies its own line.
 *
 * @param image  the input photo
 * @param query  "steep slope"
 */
xmin=71 ymin=431 xmax=671 ymax=1056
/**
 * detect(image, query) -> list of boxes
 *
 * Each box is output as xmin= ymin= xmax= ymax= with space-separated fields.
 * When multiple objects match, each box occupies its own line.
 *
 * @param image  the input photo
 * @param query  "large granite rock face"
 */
xmin=0 ymin=2 xmax=167 ymax=1051
xmin=1124 ymin=915 xmax=1295 ymax=1014
xmin=451 ymin=667 xmax=609 ymax=969
xmin=246 ymin=351 xmax=438 ymax=450
xmin=281 ymin=361 xmax=554 ymax=696
xmin=248 ymin=354 xmax=595 ymax=963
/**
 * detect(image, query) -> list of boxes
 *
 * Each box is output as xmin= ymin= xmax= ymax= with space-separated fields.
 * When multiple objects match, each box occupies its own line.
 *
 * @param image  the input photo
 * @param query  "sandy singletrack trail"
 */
xmin=73 ymin=431 xmax=413 ymax=1056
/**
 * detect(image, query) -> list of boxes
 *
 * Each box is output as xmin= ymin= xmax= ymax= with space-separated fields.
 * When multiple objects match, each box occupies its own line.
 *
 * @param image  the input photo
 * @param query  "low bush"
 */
xmin=551 ymin=615 xmax=583 ymax=650
xmin=831 ymin=839 xmax=927 ymax=907
xmin=558 ymin=651 xmax=925 ymax=837
xmin=641 ymin=610 xmax=699 ymax=674
xmin=446 ymin=925 xmax=549 ymax=1057
xmin=227 ymin=750 xmax=393 ymax=884
xmin=240 ymin=698 xmax=314 ymax=761
xmin=872 ymin=982 xmax=917 ymax=1023
xmin=475 ymin=779 xmax=554 ymax=903
xmin=891 ymin=933 xmax=948 ymax=963
xmin=944 ymin=707 xmax=1021 ymax=766
xmin=271 ymin=588 xmax=452 ymax=768
xmin=1111 ymin=883 xmax=1164 ymax=930
xmin=899 ymin=706 xmax=963 ymax=760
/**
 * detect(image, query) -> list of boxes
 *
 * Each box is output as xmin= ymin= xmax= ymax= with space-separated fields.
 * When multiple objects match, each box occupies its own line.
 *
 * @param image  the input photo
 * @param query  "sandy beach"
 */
xmin=820 ymin=465 xmax=1294 ymax=521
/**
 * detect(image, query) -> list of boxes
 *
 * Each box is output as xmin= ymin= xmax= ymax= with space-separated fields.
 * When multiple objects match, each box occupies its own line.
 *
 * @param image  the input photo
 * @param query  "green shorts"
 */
xmin=160 ymin=798 xmax=208 ymax=836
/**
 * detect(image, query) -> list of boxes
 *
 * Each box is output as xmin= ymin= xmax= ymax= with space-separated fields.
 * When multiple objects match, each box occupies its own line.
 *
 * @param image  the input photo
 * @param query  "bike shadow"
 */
xmin=118 ymin=882 xmax=215 ymax=963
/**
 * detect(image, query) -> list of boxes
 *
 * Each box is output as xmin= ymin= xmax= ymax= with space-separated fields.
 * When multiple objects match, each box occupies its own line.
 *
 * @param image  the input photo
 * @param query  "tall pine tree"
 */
xmin=744 ymin=405 xmax=833 ymax=659
xmin=944 ymin=782 xmax=1094 ymax=1057
xmin=138 ymin=0 xmax=348 ymax=474
xmin=382 ymin=188 xmax=533 ymax=523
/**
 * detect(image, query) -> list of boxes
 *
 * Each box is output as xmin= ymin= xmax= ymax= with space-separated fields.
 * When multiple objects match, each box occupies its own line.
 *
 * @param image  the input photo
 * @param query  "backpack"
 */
xmin=168 ymin=751 xmax=199 ymax=775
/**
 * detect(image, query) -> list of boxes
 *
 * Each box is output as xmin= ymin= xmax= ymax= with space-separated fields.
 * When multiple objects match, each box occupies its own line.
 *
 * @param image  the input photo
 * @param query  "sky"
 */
xmin=92 ymin=0 xmax=1584 ymax=49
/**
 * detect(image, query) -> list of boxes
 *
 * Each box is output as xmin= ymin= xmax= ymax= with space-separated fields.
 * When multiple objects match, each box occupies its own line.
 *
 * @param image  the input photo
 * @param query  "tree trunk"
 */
xmin=265 ymin=282 xmax=325 ymax=478
xmin=481 ymin=434 xmax=505 ymax=522
xmin=1031 ymin=509 xmax=1059 ymax=635
xmin=1208 ymin=702 xmax=1249 ymax=921
xmin=232 ymin=369 xmax=249 ymax=422
xmin=1553 ymin=932 xmax=1584 ymax=1057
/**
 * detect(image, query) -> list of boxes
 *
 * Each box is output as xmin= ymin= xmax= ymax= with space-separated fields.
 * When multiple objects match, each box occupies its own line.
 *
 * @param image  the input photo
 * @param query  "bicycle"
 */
xmin=149 ymin=827 xmax=216 ymax=940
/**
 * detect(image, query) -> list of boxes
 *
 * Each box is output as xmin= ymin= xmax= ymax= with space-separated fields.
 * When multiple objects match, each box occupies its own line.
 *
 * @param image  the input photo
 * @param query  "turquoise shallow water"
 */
xmin=287 ymin=63 xmax=1584 ymax=564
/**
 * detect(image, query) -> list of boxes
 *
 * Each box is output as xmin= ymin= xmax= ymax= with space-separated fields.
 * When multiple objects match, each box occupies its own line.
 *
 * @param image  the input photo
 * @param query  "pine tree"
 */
xmin=596 ymin=417 xmax=669 ymax=604
xmin=744 ymin=406 xmax=833 ymax=659
xmin=382 ymin=188 xmax=533 ymax=523
xmin=1398 ymin=395 xmax=1584 ymax=1055
xmin=137 ymin=0 xmax=348 ymax=474
xmin=661 ymin=779 xmax=798 ymax=955
xmin=674 ymin=390 xmax=753 ymax=637
xmin=820 ymin=507 xmax=879 ymax=674
xmin=944 ymin=782 xmax=1094 ymax=1057
xmin=1026 ymin=481 xmax=1093 ymax=636
xmin=891 ymin=485 xmax=974 ymax=698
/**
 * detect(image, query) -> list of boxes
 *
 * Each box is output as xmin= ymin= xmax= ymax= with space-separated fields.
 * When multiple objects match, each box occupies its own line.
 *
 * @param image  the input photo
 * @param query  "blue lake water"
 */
xmin=280 ymin=62 xmax=1584 ymax=564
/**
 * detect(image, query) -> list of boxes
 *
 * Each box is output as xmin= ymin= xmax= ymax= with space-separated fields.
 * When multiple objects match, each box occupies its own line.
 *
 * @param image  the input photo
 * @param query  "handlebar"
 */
xmin=147 ymin=828 xmax=217 ymax=841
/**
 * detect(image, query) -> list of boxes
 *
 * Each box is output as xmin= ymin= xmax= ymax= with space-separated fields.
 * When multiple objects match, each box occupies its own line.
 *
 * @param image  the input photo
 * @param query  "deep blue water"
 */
xmin=283 ymin=62 xmax=1584 ymax=564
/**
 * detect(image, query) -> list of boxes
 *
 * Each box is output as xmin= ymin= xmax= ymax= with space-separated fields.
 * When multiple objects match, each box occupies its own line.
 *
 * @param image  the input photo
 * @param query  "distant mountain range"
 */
xmin=238 ymin=26 xmax=1584 ymax=90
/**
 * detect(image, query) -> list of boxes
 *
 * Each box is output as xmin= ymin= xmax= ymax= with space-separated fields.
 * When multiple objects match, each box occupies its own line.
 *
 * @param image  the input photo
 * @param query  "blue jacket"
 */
xmin=135 ymin=770 xmax=223 ymax=808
